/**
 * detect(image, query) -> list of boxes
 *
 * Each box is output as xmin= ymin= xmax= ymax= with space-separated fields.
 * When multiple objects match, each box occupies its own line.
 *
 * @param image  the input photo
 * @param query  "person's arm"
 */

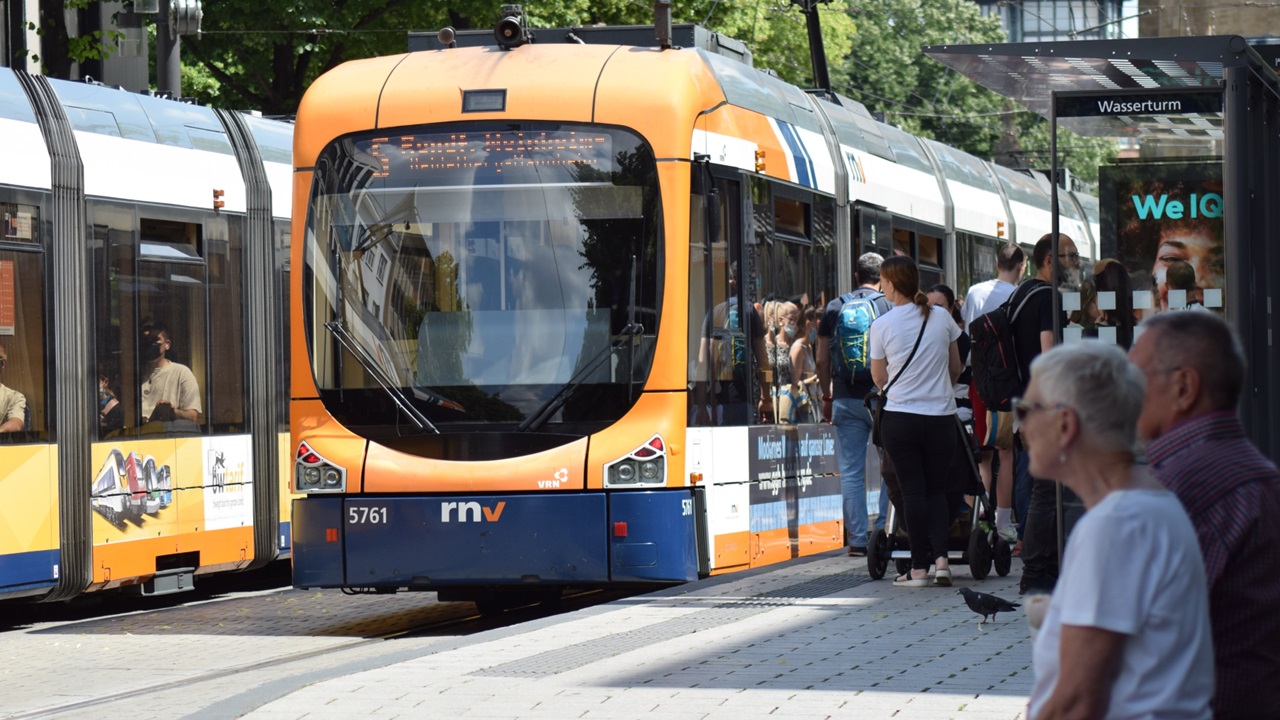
xmin=870 ymin=357 xmax=888 ymax=390
xmin=789 ymin=340 xmax=807 ymax=384
xmin=692 ymin=337 xmax=712 ymax=425
xmin=1033 ymin=624 xmax=1125 ymax=720
xmin=815 ymin=336 xmax=831 ymax=397
xmin=869 ymin=320 xmax=888 ymax=390
xmin=948 ymin=339 xmax=962 ymax=384
xmin=0 ymin=394 xmax=26 ymax=432
xmin=174 ymin=367 xmax=202 ymax=423
xmin=1040 ymin=289 xmax=1056 ymax=353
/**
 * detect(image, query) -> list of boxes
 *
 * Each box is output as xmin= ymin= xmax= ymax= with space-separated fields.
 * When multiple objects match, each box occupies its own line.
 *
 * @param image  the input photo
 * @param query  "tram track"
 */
xmin=4 ymin=588 xmax=630 ymax=720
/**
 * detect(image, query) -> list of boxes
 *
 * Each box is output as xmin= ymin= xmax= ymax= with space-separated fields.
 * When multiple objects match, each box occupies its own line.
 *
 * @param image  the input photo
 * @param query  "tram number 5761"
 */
xmin=348 ymin=506 xmax=389 ymax=524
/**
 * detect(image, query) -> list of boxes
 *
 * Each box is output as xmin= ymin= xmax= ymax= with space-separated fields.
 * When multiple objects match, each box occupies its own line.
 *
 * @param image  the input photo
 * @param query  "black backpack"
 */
xmin=968 ymin=281 xmax=1050 ymax=412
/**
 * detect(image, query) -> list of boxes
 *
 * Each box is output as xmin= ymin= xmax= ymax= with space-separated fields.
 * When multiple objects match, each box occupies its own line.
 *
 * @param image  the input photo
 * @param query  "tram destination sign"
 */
xmin=1055 ymin=90 xmax=1223 ymax=118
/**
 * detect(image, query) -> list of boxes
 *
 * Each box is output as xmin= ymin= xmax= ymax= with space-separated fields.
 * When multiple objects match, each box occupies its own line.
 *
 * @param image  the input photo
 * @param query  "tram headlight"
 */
xmin=612 ymin=461 xmax=637 ymax=485
xmin=602 ymin=435 xmax=667 ymax=488
xmin=639 ymin=458 xmax=663 ymax=481
xmin=294 ymin=441 xmax=347 ymax=494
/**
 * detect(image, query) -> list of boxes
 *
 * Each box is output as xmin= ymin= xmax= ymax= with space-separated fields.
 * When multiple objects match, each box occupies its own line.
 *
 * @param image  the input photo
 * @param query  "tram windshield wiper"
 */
xmin=324 ymin=320 xmax=440 ymax=434
xmin=519 ymin=256 xmax=642 ymax=434
xmin=516 ymin=321 xmax=644 ymax=433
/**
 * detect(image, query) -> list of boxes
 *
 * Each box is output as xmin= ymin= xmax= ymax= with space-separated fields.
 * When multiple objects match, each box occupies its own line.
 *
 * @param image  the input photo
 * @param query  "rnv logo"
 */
xmin=440 ymin=501 xmax=506 ymax=523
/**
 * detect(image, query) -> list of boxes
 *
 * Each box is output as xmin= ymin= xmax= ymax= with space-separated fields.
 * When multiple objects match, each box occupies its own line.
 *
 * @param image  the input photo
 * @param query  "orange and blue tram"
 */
xmin=0 ymin=69 xmax=294 ymax=602
xmin=288 ymin=21 xmax=1097 ymax=606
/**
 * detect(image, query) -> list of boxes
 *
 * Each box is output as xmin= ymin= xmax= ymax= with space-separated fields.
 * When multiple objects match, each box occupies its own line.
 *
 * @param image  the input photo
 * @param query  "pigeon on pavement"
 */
xmin=958 ymin=587 xmax=1021 ymax=625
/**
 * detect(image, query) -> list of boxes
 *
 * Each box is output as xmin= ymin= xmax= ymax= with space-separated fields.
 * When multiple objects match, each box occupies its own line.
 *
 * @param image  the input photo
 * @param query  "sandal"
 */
xmin=893 ymin=573 xmax=930 ymax=587
xmin=934 ymin=567 xmax=952 ymax=587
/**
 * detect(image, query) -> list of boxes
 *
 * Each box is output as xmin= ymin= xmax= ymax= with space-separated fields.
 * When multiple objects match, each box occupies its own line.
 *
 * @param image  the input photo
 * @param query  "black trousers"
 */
xmin=881 ymin=410 xmax=959 ymax=571
xmin=1019 ymin=464 xmax=1086 ymax=593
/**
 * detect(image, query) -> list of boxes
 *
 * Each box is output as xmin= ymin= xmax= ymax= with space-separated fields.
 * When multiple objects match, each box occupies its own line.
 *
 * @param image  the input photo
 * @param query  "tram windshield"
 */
xmin=304 ymin=124 xmax=662 ymax=434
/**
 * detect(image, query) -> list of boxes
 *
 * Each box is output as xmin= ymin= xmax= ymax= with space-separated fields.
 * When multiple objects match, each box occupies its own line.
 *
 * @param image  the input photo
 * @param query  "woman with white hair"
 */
xmin=1021 ymin=342 xmax=1212 ymax=719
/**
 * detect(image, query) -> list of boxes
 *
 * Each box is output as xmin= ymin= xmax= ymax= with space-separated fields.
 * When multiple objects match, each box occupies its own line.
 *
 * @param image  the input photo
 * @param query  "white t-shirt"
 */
xmin=1029 ymin=489 xmax=1213 ymax=720
xmin=979 ymin=279 xmax=1018 ymax=315
xmin=961 ymin=279 xmax=1016 ymax=366
xmin=0 ymin=383 xmax=25 ymax=427
xmin=867 ymin=303 xmax=960 ymax=416
xmin=962 ymin=278 xmax=1000 ymax=328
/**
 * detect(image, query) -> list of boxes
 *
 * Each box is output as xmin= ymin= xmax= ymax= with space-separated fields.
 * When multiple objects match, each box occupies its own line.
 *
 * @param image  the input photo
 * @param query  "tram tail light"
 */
xmin=294 ymin=441 xmax=347 ymax=494
xmin=603 ymin=434 xmax=667 ymax=488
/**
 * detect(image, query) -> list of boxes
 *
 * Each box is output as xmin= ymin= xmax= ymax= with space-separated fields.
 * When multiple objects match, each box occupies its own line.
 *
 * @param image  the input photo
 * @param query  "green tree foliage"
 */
xmin=176 ymin=0 xmax=1109 ymax=180
xmin=829 ymin=0 xmax=1112 ymax=183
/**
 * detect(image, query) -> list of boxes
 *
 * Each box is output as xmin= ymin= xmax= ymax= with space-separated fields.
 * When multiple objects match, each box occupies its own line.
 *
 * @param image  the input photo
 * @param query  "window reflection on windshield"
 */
xmin=305 ymin=125 xmax=661 ymax=430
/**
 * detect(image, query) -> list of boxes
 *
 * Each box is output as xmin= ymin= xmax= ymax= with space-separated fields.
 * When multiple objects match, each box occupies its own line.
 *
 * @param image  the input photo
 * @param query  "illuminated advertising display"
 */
xmin=1099 ymin=161 xmax=1225 ymax=316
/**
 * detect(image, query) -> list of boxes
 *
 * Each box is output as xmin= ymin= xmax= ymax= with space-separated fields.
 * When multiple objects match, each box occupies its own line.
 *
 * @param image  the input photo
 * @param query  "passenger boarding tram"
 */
xmin=288 ymin=19 xmax=1097 ymax=607
xmin=0 ymin=69 xmax=293 ymax=602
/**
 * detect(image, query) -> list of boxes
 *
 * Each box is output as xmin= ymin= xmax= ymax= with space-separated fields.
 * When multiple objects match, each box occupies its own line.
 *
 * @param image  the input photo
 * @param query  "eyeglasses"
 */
xmin=1056 ymin=252 xmax=1081 ymax=262
xmin=1012 ymin=396 xmax=1065 ymax=422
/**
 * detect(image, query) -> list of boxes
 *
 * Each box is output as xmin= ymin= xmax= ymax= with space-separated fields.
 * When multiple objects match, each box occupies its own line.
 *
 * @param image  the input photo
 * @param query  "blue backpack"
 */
xmin=833 ymin=290 xmax=887 ymax=384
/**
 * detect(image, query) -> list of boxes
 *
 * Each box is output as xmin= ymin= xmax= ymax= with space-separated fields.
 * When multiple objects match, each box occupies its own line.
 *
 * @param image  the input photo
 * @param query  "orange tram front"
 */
xmin=289 ymin=31 xmax=853 ymax=604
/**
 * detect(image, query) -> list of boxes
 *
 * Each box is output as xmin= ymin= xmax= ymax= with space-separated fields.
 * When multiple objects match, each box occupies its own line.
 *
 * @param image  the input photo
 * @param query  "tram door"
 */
xmin=88 ymin=202 xmax=256 ymax=587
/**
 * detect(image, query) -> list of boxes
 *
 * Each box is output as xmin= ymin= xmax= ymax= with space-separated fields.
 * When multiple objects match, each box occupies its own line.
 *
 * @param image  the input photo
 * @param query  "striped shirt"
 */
xmin=1147 ymin=411 xmax=1280 ymax=720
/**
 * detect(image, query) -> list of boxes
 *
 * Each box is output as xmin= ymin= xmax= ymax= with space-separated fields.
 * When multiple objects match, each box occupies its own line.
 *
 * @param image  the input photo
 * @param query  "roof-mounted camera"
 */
xmin=495 ymin=5 xmax=531 ymax=50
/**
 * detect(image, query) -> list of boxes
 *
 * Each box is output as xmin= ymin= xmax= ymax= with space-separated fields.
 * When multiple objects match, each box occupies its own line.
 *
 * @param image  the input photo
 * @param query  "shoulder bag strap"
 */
xmin=1008 ymin=281 xmax=1050 ymax=322
xmin=882 ymin=308 xmax=929 ymax=396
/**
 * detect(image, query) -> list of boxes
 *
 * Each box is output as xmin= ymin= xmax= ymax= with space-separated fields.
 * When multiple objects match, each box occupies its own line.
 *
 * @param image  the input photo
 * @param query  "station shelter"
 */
xmin=926 ymin=36 xmax=1280 ymax=462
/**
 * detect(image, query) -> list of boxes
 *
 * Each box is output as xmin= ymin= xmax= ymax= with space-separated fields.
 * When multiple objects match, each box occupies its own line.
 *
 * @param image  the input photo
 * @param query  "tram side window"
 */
xmin=690 ymin=177 xmax=761 ymax=427
xmin=0 ymin=245 xmax=46 ymax=442
xmin=97 ymin=208 xmax=210 ymax=437
xmin=917 ymin=232 xmax=943 ymax=290
xmin=136 ymin=219 xmax=208 ymax=433
xmin=274 ymin=221 xmax=290 ymax=433
xmin=758 ymin=188 xmax=828 ymax=426
xmin=206 ymin=220 xmax=246 ymax=434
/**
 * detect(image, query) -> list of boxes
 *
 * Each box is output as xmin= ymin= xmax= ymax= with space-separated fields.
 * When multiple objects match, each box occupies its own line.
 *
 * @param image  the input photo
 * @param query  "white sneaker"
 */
xmin=997 ymin=526 xmax=1018 ymax=544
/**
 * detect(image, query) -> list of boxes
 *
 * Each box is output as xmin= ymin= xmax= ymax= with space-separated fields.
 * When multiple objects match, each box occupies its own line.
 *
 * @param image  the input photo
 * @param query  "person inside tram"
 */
xmin=139 ymin=321 xmax=202 ymax=425
xmin=694 ymin=262 xmax=770 ymax=426
xmin=0 ymin=343 xmax=26 ymax=433
xmin=98 ymin=367 xmax=124 ymax=437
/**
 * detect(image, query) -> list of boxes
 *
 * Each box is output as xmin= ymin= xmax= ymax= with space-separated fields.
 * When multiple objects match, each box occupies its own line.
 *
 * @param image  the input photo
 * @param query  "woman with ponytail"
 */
xmin=868 ymin=256 xmax=963 ymax=587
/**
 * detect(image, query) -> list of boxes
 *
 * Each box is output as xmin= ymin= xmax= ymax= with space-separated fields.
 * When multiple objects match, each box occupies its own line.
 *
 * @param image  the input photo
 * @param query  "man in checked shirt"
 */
xmin=1130 ymin=311 xmax=1280 ymax=720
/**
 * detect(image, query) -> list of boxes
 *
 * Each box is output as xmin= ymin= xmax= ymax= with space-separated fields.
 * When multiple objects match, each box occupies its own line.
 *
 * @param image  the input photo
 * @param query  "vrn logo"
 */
xmin=440 ymin=501 xmax=506 ymax=523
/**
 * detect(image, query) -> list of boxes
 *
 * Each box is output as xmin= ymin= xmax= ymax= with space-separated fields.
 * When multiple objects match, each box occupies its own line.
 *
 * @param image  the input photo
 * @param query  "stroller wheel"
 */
xmin=868 ymin=530 xmax=890 ymax=580
xmin=968 ymin=527 xmax=992 ymax=580
xmin=993 ymin=536 xmax=1013 ymax=577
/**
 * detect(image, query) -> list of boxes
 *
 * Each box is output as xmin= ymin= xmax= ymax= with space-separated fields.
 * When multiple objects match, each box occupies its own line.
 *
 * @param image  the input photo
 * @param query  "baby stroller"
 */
xmin=866 ymin=413 xmax=1013 ymax=581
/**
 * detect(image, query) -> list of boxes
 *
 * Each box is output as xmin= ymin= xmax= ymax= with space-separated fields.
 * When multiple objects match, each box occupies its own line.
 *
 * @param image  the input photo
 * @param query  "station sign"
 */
xmin=1056 ymin=89 xmax=1223 ymax=118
